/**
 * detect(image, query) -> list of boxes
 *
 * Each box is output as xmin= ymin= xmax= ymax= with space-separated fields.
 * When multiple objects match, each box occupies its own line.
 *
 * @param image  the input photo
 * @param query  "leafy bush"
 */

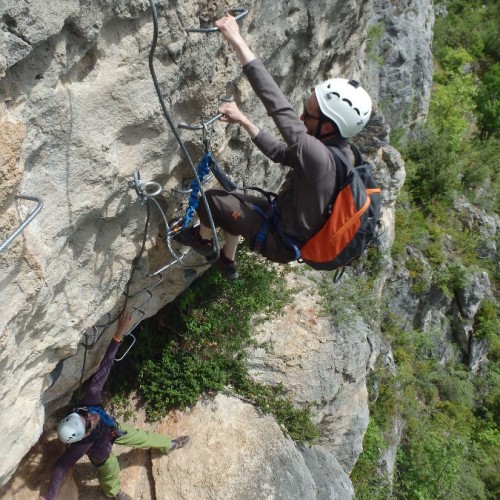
xmin=358 ymin=314 xmax=495 ymax=499
xmin=476 ymin=63 xmax=500 ymax=138
xmin=350 ymin=419 xmax=391 ymax=499
xmin=109 ymin=249 xmax=318 ymax=441
xmin=475 ymin=300 xmax=500 ymax=362
xmin=433 ymin=262 xmax=468 ymax=297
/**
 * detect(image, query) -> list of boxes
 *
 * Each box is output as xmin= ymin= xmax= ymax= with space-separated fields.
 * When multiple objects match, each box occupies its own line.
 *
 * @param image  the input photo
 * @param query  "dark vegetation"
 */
xmin=352 ymin=1 xmax=499 ymax=498
xmin=108 ymin=250 xmax=319 ymax=442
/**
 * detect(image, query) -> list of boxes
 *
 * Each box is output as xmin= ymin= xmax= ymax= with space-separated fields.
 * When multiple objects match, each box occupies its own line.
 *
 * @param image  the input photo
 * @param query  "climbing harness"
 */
xmin=251 ymin=197 xmax=301 ymax=260
xmin=0 ymin=194 xmax=44 ymax=253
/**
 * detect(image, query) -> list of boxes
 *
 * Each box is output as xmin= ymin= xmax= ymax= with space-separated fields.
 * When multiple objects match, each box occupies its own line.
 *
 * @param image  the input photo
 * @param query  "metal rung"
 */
xmin=172 ymin=171 xmax=214 ymax=195
xmin=148 ymin=243 xmax=186 ymax=276
xmin=114 ymin=308 xmax=144 ymax=361
xmin=186 ymin=8 xmax=248 ymax=33
xmin=178 ymin=112 xmax=223 ymax=131
xmin=115 ymin=332 xmax=137 ymax=362
xmin=125 ymin=273 xmax=163 ymax=299
xmin=0 ymin=194 xmax=44 ymax=253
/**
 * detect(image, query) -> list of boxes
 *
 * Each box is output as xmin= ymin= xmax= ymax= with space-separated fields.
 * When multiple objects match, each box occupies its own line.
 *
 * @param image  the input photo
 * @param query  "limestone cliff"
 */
xmin=0 ymin=0 xmax=433 ymax=495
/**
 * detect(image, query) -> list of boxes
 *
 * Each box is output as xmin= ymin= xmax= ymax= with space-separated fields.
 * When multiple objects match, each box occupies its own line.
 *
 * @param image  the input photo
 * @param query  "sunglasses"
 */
xmin=84 ymin=417 xmax=91 ymax=432
xmin=76 ymin=409 xmax=92 ymax=432
xmin=302 ymin=91 xmax=322 ymax=121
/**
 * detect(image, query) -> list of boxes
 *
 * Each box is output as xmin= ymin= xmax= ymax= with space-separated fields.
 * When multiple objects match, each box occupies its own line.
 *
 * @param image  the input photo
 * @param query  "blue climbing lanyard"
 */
xmin=182 ymin=151 xmax=213 ymax=229
xmin=87 ymin=405 xmax=117 ymax=427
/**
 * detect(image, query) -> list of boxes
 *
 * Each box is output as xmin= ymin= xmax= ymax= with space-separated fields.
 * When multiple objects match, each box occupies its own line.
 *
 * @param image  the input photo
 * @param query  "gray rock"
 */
xmin=457 ymin=271 xmax=491 ymax=320
xmin=0 ymin=29 xmax=32 ymax=78
xmin=247 ymin=269 xmax=372 ymax=472
xmin=300 ymin=444 xmax=355 ymax=499
xmin=152 ymin=394 xmax=319 ymax=500
xmin=367 ymin=0 xmax=435 ymax=133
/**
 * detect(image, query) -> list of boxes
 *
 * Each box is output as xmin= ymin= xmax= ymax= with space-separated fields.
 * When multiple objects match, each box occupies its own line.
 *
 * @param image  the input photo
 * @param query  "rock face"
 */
xmin=366 ymin=0 xmax=435 ymax=131
xmin=0 ymin=0 xmax=432 ymax=492
xmin=154 ymin=394 xmax=354 ymax=499
xmin=247 ymin=268 xmax=373 ymax=473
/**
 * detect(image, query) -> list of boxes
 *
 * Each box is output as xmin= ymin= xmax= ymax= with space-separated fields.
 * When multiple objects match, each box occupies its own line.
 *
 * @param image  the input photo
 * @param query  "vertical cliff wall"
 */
xmin=0 ymin=0 xmax=434 ymax=489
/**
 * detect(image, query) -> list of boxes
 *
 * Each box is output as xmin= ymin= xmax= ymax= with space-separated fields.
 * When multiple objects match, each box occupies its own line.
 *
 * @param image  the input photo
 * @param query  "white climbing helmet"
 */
xmin=57 ymin=412 xmax=86 ymax=443
xmin=315 ymin=78 xmax=372 ymax=138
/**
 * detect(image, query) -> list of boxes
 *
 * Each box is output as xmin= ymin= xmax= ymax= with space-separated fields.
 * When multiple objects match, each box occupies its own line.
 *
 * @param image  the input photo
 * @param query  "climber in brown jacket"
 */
xmin=176 ymin=13 xmax=372 ymax=279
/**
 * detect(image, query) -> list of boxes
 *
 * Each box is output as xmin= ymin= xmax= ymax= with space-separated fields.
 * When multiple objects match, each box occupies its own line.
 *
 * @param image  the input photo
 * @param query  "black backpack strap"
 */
xmin=329 ymin=146 xmax=355 ymax=175
xmin=327 ymin=146 xmax=356 ymax=197
xmin=243 ymin=186 xmax=277 ymax=204
xmin=348 ymin=143 xmax=363 ymax=166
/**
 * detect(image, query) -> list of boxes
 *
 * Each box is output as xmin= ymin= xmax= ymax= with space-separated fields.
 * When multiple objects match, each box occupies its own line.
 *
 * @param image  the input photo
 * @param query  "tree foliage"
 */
xmin=353 ymin=1 xmax=500 ymax=498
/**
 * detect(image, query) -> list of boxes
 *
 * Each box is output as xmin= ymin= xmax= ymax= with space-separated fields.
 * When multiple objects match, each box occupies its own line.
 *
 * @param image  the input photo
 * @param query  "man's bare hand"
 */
xmin=214 ymin=13 xmax=241 ymax=45
xmin=218 ymin=102 xmax=260 ymax=139
xmin=218 ymin=102 xmax=247 ymax=125
xmin=115 ymin=310 xmax=134 ymax=340
xmin=214 ymin=12 xmax=255 ymax=66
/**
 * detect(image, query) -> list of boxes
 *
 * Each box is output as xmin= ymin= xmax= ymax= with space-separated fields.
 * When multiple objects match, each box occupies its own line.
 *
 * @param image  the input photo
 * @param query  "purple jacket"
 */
xmin=44 ymin=339 xmax=121 ymax=500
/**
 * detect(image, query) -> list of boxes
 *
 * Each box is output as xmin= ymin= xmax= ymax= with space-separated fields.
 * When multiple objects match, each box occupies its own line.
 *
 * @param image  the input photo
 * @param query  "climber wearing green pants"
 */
xmin=93 ymin=422 xmax=174 ymax=497
xmin=40 ymin=311 xmax=189 ymax=500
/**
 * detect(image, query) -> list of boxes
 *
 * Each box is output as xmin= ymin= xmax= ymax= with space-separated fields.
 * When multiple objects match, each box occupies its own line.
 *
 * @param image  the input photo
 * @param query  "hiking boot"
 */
xmin=166 ymin=435 xmax=190 ymax=454
xmin=175 ymin=226 xmax=216 ymax=260
xmin=114 ymin=491 xmax=132 ymax=500
xmin=217 ymin=252 xmax=238 ymax=280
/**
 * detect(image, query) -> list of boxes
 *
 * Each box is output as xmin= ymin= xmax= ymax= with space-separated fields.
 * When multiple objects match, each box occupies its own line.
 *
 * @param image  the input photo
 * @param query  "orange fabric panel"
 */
xmin=301 ymin=188 xmax=371 ymax=263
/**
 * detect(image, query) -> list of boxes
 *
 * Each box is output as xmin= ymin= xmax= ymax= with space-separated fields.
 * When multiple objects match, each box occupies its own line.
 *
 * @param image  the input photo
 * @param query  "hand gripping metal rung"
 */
xmin=114 ymin=332 xmax=137 ymax=362
xmin=0 ymin=194 xmax=44 ymax=253
xmin=186 ymin=8 xmax=248 ymax=33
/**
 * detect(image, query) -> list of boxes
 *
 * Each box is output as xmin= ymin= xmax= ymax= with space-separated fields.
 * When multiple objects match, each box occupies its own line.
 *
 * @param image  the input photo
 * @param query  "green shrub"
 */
xmin=476 ymin=63 xmax=500 ymax=138
xmin=475 ymin=300 xmax=500 ymax=363
xmin=433 ymin=262 xmax=468 ymax=297
xmin=392 ymin=199 xmax=430 ymax=257
xmin=109 ymin=249 xmax=318 ymax=441
xmin=351 ymin=419 xmax=391 ymax=499
xmin=406 ymin=257 xmax=429 ymax=295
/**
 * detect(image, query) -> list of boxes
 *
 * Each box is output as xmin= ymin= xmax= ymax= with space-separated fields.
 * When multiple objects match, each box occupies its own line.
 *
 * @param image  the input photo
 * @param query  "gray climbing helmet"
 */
xmin=57 ymin=412 xmax=86 ymax=443
xmin=315 ymin=78 xmax=372 ymax=137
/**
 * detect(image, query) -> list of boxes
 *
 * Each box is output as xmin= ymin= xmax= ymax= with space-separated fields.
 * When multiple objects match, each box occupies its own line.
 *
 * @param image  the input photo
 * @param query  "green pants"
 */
xmin=95 ymin=422 xmax=172 ymax=497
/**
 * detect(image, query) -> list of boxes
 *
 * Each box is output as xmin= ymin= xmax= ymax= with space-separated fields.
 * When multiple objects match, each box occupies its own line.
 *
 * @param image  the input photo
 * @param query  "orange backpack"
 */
xmin=300 ymin=146 xmax=382 ymax=271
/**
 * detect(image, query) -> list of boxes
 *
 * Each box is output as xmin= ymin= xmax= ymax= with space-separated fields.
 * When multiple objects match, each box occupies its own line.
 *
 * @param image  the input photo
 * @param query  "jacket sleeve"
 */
xmin=81 ymin=338 xmax=121 ymax=406
xmin=243 ymin=59 xmax=336 ymax=183
xmin=252 ymin=128 xmax=296 ymax=166
xmin=44 ymin=443 xmax=91 ymax=500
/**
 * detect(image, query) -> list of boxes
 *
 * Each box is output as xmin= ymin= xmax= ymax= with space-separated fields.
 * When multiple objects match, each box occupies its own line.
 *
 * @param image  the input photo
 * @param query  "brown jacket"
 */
xmin=243 ymin=59 xmax=354 ymax=243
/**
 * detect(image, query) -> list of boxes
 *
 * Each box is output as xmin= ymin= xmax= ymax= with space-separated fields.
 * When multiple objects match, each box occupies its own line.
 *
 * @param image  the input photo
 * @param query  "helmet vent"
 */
xmin=353 ymin=107 xmax=360 ymax=116
xmin=342 ymin=98 xmax=353 ymax=107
